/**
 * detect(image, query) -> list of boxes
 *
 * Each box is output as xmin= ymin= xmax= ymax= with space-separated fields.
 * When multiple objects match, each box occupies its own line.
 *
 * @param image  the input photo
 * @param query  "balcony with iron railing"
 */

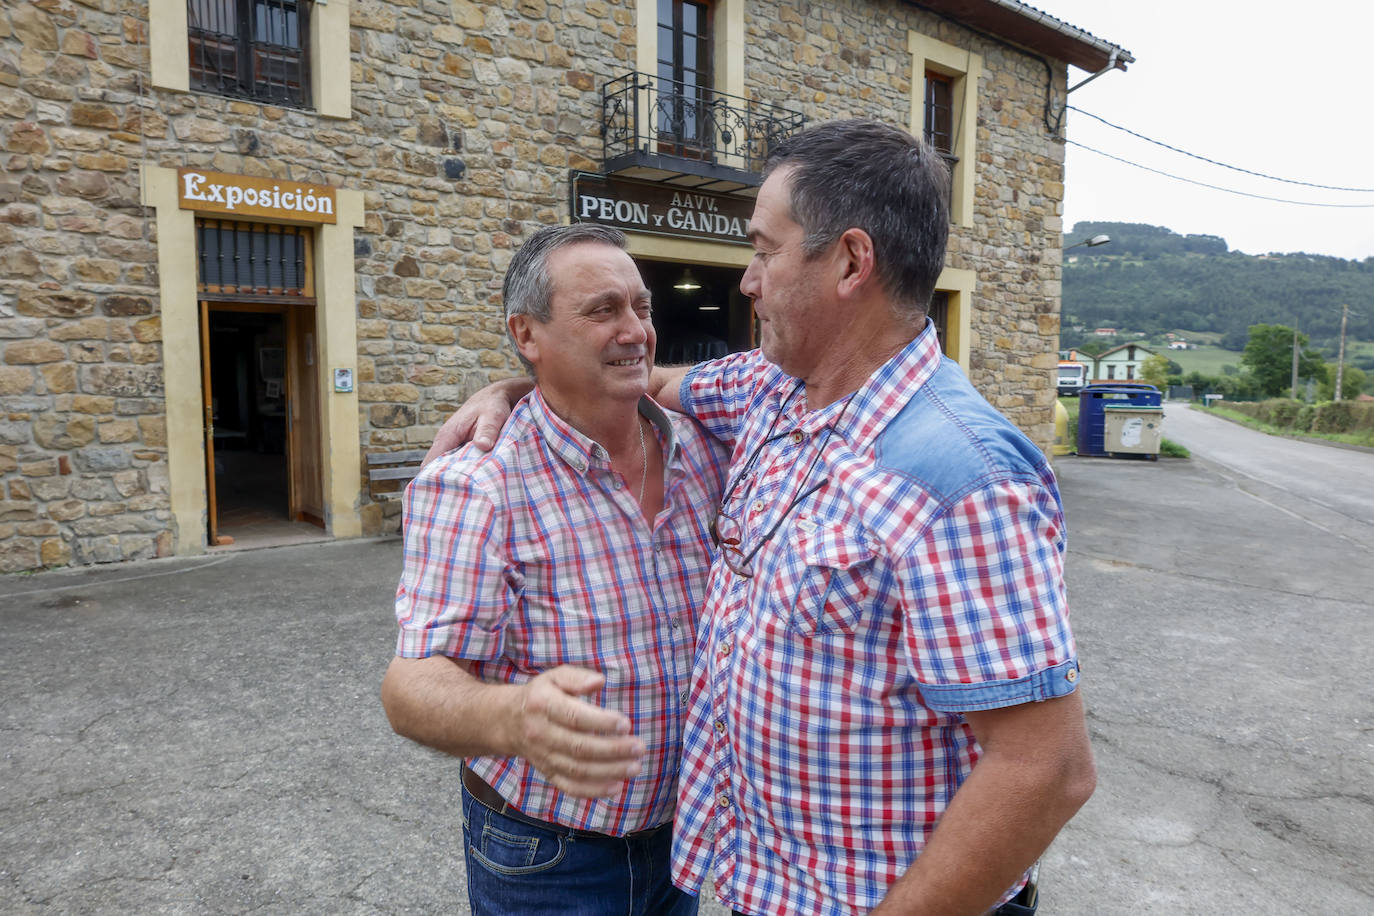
xmin=601 ymin=72 xmax=805 ymax=191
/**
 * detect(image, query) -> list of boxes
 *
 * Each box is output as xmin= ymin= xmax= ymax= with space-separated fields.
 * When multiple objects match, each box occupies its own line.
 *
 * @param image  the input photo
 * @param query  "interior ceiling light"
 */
xmin=673 ymin=268 xmax=702 ymax=291
xmin=698 ymin=304 xmax=721 ymax=311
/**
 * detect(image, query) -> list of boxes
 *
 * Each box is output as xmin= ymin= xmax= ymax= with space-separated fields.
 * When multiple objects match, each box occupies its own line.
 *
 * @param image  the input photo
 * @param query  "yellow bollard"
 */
xmin=1052 ymin=400 xmax=1073 ymax=456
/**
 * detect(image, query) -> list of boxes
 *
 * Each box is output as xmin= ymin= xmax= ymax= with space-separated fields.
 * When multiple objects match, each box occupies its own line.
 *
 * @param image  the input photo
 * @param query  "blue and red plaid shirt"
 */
xmin=394 ymin=389 xmax=727 ymax=835
xmin=670 ymin=325 xmax=1081 ymax=915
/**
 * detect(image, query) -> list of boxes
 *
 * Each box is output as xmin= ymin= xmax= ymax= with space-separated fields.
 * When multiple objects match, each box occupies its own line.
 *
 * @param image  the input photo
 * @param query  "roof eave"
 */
xmin=913 ymin=0 xmax=1134 ymax=73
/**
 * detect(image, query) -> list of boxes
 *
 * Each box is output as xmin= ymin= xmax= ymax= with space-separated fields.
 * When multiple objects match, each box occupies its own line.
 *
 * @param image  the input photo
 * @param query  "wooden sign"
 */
xmin=178 ymin=168 xmax=337 ymax=224
xmin=570 ymin=173 xmax=752 ymax=245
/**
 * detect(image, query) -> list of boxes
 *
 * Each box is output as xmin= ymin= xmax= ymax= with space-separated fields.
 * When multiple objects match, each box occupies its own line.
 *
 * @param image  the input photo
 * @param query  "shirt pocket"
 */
xmin=787 ymin=521 xmax=877 ymax=636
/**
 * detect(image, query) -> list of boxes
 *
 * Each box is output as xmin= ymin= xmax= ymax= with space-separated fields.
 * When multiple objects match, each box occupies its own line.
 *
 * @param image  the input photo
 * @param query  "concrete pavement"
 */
xmin=2 ymin=444 xmax=1371 ymax=913
xmin=1045 ymin=450 xmax=1372 ymax=914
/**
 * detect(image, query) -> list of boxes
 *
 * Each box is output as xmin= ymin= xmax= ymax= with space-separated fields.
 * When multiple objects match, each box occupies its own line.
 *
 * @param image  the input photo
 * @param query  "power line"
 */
xmin=1068 ymin=106 xmax=1374 ymax=194
xmin=1065 ymin=140 xmax=1374 ymax=208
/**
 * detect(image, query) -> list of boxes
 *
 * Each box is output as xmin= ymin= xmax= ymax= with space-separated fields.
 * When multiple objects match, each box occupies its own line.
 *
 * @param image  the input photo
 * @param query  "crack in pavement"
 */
xmin=1070 ymin=548 xmax=1370 ymax=605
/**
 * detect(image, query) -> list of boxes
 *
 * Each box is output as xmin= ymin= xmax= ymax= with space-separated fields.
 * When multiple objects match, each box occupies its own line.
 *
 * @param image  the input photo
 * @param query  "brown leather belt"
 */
xmin=461 ymin=765 xmax=667 ymax=840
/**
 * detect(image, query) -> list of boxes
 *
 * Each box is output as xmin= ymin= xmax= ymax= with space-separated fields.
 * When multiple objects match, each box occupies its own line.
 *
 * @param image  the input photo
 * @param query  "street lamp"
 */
xmin=1064 ymin=234 xmax=1111 ymax=251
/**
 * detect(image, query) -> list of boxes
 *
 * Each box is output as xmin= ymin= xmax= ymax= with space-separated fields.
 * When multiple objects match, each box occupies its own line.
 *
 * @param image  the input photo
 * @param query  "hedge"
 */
xmin=1221 ymin=398 xmax=1374 ymax=434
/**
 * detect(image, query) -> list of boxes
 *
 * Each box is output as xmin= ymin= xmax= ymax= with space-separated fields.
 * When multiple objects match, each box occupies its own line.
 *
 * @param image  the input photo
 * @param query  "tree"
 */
xmin=1140 ymin=354 xmax=1171 ymax=390
xmin=1318 ymin=363 xmax=1367 ymax=401
xmin=1240 ymin=324 xmax=1325 ymax=398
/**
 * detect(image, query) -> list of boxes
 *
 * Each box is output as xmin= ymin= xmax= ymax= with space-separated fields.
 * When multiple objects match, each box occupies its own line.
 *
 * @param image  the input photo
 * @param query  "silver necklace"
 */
xmin=636 ymin=416 xmax=648 ymax=504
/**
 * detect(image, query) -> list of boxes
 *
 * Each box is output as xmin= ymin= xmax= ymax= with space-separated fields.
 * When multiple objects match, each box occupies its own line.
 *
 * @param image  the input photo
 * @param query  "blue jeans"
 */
xmin=461 ymin=783 xmax=698 ymax=916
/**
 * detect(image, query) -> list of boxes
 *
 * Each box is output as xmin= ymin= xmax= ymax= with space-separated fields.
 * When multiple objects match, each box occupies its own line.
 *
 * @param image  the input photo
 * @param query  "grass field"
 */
xmin=1166 ymin=345 xmax=1243 ymax=376
xmin=1167 ymin=340 xmax=1372 ymax=391
xmin=1169 ymin=329 xmax=1224 ymax=345
xmin=1345 ymin=339 xmax=1374 ymax=365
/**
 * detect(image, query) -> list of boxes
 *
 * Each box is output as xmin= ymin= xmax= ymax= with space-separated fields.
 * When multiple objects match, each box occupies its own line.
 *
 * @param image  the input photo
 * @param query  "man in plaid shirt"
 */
xmin=384 ymin=224 xmax=725 ymax=915
xmin=438 ymin=120 xmax=1095 ymax=915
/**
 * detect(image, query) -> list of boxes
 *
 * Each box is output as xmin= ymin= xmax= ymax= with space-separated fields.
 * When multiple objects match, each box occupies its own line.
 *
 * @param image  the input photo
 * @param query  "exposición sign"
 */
xmin=178 ymin=169 xmax=338 ymax=224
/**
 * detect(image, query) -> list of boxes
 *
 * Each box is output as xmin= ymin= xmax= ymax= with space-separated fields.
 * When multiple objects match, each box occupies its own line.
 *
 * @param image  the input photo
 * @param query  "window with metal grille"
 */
xmin=188 ymin=0 xmax=311 ymax=108
xmin=924 ymin=70 xmax=959 ymax=206
xmin=197 ymin=220 xmax=311 ymax=298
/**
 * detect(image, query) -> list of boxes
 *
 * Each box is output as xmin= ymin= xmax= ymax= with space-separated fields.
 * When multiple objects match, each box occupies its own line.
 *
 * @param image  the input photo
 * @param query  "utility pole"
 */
xmin=1334 ymin=304 xmax=1349 ymax=402
xmin=1291 ymin=325 xmax=1300 ymax=400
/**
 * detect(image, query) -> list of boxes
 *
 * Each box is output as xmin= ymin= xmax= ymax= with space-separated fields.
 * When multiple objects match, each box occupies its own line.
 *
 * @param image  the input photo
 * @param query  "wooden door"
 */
xmin=287 ymin=305 xmax=324 ymax=524
xmin=198 ymin=300 xmax=228 ymax=545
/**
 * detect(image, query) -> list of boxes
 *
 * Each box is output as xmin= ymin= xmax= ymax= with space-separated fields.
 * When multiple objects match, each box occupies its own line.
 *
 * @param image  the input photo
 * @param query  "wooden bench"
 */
xmin=366 ymin=449 xmax=427 ymax=499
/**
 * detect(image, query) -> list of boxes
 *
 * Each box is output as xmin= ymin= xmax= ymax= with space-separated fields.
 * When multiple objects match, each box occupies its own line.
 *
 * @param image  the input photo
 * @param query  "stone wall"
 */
xmin=2 ymin=0 xmax=167 ymax=572
xmin=1 ymin=0 xmax=1067 ymax=572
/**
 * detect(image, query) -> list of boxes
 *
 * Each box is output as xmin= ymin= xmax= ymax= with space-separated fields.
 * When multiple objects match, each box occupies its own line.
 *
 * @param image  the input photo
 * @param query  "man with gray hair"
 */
xmin=383 ymin=224 xmax=725 ymax=915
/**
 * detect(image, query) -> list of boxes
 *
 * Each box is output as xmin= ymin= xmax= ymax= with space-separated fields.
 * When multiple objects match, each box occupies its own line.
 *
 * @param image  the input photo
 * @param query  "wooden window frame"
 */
xmin=924 ymin=70 xmax=959 ymax=212
xmin=656 ymin=0 xmax=715 ymax=157
xmin=186 ymin=0 xmax=312 ymax=108
xmin=909 ymin=32 xmax=980 ymax=228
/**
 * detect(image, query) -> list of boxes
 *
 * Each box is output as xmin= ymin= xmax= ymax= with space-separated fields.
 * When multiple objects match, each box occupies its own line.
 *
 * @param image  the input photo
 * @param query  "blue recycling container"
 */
xmin=1077 ymin=384 xmax=1162 ymax=456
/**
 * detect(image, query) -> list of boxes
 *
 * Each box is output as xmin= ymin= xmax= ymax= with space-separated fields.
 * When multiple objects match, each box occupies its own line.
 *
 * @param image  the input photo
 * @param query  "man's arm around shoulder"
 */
xmin=647 ymin=365 xmax=689 ymax=412
xmin=425 ymin=366 xmax=692 ymax=462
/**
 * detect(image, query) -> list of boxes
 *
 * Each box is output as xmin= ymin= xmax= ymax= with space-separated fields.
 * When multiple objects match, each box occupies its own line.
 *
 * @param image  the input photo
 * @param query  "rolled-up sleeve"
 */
xmin=899 ymin=479 xmax=1079 ymax=712
xmin=393 ymin=460 xmax=512 ymax=661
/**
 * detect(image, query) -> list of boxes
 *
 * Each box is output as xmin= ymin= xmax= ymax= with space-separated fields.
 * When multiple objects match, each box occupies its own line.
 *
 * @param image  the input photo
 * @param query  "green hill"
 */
xmin=1062 ymin=222 xmax=1374 ymax=379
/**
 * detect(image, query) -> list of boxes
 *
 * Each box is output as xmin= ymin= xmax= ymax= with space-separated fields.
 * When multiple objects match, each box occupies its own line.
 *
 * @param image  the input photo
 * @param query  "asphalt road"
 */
xmin=1 ymin=415 xmax=1371 ymax=913
xmin=1043 ymin=408 xmax=1373 ymax=914
xmin=1161 ymin=403 xmax=1374 ymax=550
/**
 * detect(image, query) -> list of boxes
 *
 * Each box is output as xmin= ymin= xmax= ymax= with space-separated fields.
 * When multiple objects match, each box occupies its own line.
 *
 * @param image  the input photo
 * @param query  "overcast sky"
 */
xmin=1039 ymin=0 xmax=1374 ymax=261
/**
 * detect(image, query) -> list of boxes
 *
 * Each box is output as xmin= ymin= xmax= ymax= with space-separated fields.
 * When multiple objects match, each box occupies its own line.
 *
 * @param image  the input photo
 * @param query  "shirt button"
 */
xmin=790 ymin=430 xmax=803 ymax=444
xmin=612 ymin=479 xmax=622 ymax=489
xmin=717 ymin=794 xmax=731 ymax=808
xmin=751 ymin=500 xmax=764 ymax=514
xmin=717 ymin=641 xmax=731 ymax=658
xmin=1066 ymin=667 xmax=1078 ymax=683
xmin=714 ymin=719 xmax=726 ymax=733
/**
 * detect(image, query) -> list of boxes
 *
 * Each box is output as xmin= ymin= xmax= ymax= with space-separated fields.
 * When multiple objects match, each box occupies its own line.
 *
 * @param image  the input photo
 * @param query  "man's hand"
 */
xmin=513 ymin=666 xmax=646 ymax=798
xmin=381 ymin=655 xmax=645 ymax=799
xmin=424 ymin=377 xmax=533 ymax=464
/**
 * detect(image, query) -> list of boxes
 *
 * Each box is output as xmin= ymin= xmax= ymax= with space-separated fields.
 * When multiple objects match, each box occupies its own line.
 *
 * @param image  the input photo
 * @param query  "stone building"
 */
xmin=0 ymin=0 xmax=1131 ymax=572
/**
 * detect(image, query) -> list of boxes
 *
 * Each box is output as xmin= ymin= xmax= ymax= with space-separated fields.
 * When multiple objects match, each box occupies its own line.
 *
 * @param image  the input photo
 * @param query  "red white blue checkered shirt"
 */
xmin=394 ymin=390 xmax=726 ymax=835
xmin=670 ymin=327 xmax=1080 ymax=915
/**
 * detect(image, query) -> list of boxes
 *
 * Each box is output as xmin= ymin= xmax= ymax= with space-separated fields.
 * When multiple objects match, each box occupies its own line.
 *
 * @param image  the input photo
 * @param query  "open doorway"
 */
xmin=199 ymin=303 xmax=325 ymax=548
xmin=194 ymin=218 xmax=326 ymax=549
xmin=635 ymin=258 xmax=751 ymax=363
